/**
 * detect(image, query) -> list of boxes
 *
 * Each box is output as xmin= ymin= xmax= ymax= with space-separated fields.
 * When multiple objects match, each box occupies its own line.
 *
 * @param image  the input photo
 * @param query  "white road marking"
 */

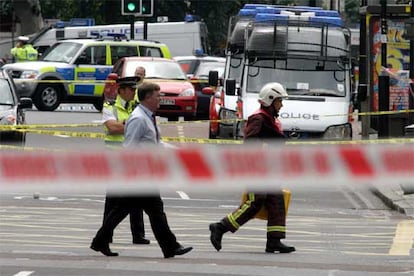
xmin=14 ymin=271 xmax=34 ymax=276
xmin=389 ymin=220 xmax=414 ymax=256
xmin=177 ymin=125 xmax=185 ymax=138
xmin=176 ymin=191 xmax=190 ymax=200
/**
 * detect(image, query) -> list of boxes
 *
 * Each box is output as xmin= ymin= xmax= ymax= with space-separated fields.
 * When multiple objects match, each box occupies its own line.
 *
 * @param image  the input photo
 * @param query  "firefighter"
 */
xmin=10 ymin=36 xmax=38 ymax=62
xmin=209 ymin=82 xmax=296 ymax=254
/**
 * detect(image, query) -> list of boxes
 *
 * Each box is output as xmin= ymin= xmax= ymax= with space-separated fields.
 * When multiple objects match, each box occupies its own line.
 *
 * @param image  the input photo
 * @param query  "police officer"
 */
xmin=209 ymin=82 xmax=296 ymax=254
xmin=10 ymin=36 xmax=38 ymax=62
xmin=91 ymin=82 xmax=193 ymax=258
xmin=101 ymin=76 xmax=149 ymax=245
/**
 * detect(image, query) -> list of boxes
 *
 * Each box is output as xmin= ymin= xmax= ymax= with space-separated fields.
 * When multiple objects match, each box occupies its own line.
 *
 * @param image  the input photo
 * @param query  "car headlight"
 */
xmin=0 ymin=110 xmax=16 ymax=125
xmin=180 ymin=88 xmax=195 ymax=97
xmin=20 ymin=70 xmax=39 ymax=79
xmin=219 ymin=108 xmax=237 ymax=125
xmin=323 ymin=123 xmax=352 ymax=139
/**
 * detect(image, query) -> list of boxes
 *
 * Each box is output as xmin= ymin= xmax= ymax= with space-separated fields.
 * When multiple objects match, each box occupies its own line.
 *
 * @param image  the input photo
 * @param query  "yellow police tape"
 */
xmin=6 ymin=128 xmax=242 ymax=144
xmin=0 ymin=123 xmax=101 ymax=130
xmin=3 ymin=126 xmax=414 ymax=145
xmin=14 ymin=79 xmax=208 ymax=84
xmin=285 ymin=138 xmax=414 ymax=145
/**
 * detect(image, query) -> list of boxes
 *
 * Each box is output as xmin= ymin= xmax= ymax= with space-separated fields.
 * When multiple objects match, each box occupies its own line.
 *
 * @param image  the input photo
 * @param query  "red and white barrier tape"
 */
xmin=0 ymin=143 xmax=413 ymax=193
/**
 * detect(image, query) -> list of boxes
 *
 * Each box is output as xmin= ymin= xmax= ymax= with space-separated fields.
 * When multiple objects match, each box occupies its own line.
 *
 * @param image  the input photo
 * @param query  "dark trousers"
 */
xmin=223 ymin=192 xmax=286 ymax=239
xmin=93 ymin=194 xmax=180 ymax=257
xmin=103 ymin=195 xmax=145 ymax=241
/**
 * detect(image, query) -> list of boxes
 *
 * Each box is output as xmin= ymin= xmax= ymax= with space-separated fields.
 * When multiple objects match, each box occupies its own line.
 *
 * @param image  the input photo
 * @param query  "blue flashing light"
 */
xmin=194 ymin=48 xmax=204 ymax=56
xmin=55 ymin=21 xmax=66 ymax=28
xmin=185 ymin=14 xmax=195 ymax=22
xmin=309 ymin=16 xmax=343 ymax=27
xmin=238 ymin=9 xmax=258 ymax=17
xmin=314 ymin=10 xmax=340 ymax=17
xmin=254 ymin=13 xmax=289 ymax=23
xmin=256 ymin=7 xmax=281 ymax=14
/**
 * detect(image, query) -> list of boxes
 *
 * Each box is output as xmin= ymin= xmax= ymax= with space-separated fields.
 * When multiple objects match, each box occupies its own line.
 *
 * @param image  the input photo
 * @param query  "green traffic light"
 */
xmin=142 ymin=6 xmax=147 ymax=13
xmin=127 ymin=2 xmax=136 ymax=12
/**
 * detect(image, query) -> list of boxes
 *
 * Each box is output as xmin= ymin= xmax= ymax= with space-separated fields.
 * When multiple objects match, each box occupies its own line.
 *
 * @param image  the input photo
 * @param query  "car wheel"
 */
xmin=0 ymin=131 xmax=25 ymax=147
xmin=184 ymin=115 xmax=194 ymax=121
xmin=209 ymin=128 xmax=217 ymax=139
xmin=93 ymin=97 xmax=104 ymax=112
xmin=34 ymin=83 xmax=62 ymax=111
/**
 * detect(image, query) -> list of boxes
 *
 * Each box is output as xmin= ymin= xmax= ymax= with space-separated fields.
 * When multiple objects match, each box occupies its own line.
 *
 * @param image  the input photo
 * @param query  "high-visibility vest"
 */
xmin=10 ymin=44 xmax=38 ymax=62
xmin=103 ymin=96 xmax=136 ymax=144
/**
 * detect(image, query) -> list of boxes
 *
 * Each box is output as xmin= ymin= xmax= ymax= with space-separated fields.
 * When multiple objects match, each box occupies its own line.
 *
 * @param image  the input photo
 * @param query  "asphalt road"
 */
xmin=0 ymin=105 xmax=413 ymax=275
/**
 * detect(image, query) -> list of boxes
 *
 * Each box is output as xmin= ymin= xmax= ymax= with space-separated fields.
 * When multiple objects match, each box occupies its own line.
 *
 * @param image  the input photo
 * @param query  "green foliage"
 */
xmin=0 ymin=0 xmax=12 ymax=16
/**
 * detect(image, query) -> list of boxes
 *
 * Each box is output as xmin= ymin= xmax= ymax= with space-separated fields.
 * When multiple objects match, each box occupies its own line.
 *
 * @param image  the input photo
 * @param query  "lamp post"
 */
xmin=378 ymin=0 xmax=389 ymax=138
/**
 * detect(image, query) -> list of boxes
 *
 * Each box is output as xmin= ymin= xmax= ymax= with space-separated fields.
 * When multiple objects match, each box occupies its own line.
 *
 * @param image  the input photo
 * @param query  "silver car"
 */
xmin=0 ymin=68 xmax=32 ymax=146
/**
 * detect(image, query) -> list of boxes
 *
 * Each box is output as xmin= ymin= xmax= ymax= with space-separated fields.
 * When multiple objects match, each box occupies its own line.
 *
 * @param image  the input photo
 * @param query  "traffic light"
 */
xmin=141 ymin=0 xmax=153 ymax=16
xmin=121 ymin=0 xmax=141 ymax=15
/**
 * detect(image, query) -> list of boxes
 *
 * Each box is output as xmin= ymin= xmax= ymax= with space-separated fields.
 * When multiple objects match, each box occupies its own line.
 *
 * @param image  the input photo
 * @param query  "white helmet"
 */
xmin=258 ymin=82 xmax=288 ymax=107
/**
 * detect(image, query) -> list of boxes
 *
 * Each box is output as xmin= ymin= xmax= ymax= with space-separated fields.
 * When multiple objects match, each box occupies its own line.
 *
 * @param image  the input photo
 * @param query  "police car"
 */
xmin=3 ymin=35 xmax=171 ymax=111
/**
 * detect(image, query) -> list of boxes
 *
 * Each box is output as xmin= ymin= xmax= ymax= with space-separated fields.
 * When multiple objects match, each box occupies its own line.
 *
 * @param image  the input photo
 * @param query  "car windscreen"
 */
xmin=0 ymin=79 xmax=14 ymax=105
xmin=246 ymin=59 xmax=347 ymax=97
xmin=42 ymin=42 xmax=83 ymax=63
xmin=195 ymin=62 xmax=225 ymax=78
xmin=125 ymin=61 xmax=187 ymax=80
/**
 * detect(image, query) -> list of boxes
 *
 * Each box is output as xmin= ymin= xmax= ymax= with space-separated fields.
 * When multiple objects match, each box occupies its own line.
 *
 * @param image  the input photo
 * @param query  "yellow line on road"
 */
xmin=389 ymin=220 xmax=414 ymax=256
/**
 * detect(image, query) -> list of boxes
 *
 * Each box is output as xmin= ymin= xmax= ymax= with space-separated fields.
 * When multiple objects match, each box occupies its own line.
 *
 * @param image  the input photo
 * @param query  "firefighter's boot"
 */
xmin=209 ymin=222 xmax=227 ymax=251
xmin=265 ymin=239 xmax=296 ymax=253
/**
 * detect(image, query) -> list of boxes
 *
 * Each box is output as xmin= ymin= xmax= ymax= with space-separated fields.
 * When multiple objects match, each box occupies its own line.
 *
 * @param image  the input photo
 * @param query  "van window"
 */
xmin=139 ymin=46 xmax=162 ymax=57
xmin=110 ymin=46 xmax=138 ymax=65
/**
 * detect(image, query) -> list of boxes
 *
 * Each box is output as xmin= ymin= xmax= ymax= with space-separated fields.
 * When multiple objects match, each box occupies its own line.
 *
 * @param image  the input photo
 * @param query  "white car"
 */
xmin=0 ymin=68 xmax=32 ymax=146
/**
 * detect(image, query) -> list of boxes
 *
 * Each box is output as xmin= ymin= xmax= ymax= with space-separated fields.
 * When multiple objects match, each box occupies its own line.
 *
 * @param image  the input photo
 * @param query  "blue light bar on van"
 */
xmin=313 ymin=10 xmax=340 ymax=17
xmin=309 ymin=16 xmax=343 ymax=27
xmin=256 ymin=7 xmax=281 ymax=14
xmin=238 ymin=9 xmax=258 ymax=17
xmin=254 ymin=13 xmax=343 ymax=27
xmin=254 ymin=13 xmax=289 ymax=23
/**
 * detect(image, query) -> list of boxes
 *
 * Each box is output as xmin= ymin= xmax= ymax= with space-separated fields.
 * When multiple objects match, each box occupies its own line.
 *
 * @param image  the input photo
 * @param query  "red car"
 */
xmin=104 ymin=57 xmax=196 ymax=121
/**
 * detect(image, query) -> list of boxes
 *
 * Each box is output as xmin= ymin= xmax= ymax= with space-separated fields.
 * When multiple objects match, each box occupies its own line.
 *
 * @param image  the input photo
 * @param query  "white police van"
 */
xmin=218 ymin=4 xmax=353 ymax=140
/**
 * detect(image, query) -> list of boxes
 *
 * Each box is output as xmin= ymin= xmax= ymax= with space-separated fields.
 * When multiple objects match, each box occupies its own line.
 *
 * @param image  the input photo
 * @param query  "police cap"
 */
xmin=17 ymin=36 xmax=29 ymax=42
xmin=117 ymin=76 xmax=140 ymax=89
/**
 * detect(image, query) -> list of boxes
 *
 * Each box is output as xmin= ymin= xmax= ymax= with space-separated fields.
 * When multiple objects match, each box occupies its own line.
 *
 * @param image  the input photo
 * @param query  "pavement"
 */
xmin=374 ymin=184 xmax=414 ymax=218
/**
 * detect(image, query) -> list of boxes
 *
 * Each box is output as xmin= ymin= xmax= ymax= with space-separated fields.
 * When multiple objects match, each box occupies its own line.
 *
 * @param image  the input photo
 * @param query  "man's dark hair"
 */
xmin=137 ymin=82 xmax=160 ymax=101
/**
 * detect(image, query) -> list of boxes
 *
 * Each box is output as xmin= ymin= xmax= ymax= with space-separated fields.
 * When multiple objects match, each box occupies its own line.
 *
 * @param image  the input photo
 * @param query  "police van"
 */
xmin=210 ymin=4 xmax=353 ymax=140
xmin=3 ymin=36 xmax=171 ymax=111
xmin=31 ymin=20 xmax=209 ymax=57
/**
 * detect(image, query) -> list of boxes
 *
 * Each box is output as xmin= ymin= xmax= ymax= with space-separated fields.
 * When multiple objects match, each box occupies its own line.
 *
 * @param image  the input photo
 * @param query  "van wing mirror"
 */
xmin=208 ymin=70 xmax=219 ymax=86
xmin=225 ymin=79 xmax=236 ymax=96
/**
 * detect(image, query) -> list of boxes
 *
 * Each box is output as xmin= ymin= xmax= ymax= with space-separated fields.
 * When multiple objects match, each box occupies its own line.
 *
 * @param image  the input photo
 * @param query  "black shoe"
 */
xmin=90 ymin=243 xmax=119 ymax=257
xmin=209 ymin=223 xmax=225 ymax=251
xmin=133 ymin=237 xmax=150 ymax=245
xmin=265 ymin=239 xmax=295 ymax=254
xmin=164 ymin=245 xmax=193 ymax=258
